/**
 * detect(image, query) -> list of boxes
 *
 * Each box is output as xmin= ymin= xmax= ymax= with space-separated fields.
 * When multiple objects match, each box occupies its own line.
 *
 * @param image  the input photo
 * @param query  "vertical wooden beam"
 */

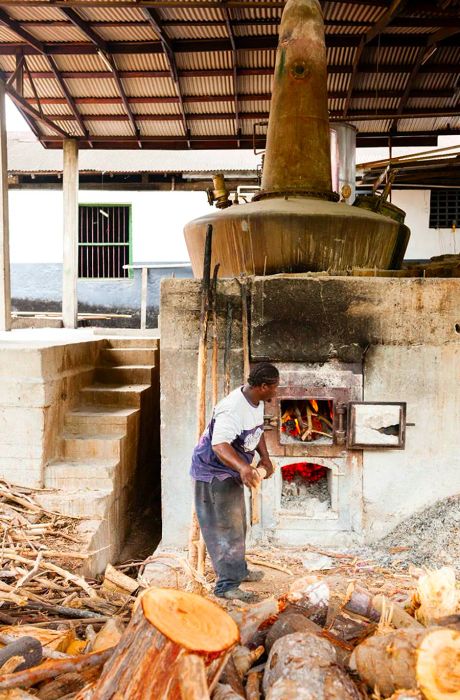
xmin=0 ymin=81 xmax=11 ymax=331
xmin=62 ymin=138 xmax=78 ymax=329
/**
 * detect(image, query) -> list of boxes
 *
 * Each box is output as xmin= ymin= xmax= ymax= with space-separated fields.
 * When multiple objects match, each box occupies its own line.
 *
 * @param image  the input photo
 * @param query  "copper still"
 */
xmin=184 ymin=0 xmax=410 ymax=276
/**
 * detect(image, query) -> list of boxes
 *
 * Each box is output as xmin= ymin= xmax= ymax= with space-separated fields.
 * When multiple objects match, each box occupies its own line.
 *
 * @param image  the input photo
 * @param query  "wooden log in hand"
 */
xmin=89 ymin=587 xmax=239 ymax=700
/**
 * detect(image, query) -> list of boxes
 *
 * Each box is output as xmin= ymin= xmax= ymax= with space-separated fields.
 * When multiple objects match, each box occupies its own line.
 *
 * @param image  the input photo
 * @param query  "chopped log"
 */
xmin=101 ymin=564 xmax=138 ymax=596
xmin=344 ymin=584 xmax=423 ymax=630
xmin=263 ymin=632 xmax=360 ymax=700
xmin=37 ymin=671 xmax=97 ymax=700
xmin=90 ymin=588 xmax=239 ymax=699
xmin=351 ymin=627 xmax=460 ymax=699
xmin=212 ymin=684 xmax=243 ymax=700
xmin=178 ymin=654 xmax=210 ymax=700
xmin=245 ymin=671 xmax=261 ymax=700
xmin=434 ymin=614 xmax=460 ymax=631
xmin=0 ymin=649 xmax=112 ymax=690
xmin=413 ymin=567 xmax=459 ymax=626
xmin=91 ymin=619 xmax=124 ymax=653
xmin=286 ymin=576 xmax=329 ymax=627
xmin=265 ymin=613 xmax=322 ymax=652
xmin=326 ymin=610 xmax=375 ymax=645
xmin=387 ymin=692 xmax=424 ymax=700
xmin=0 ymin=626 xmax=74 ymax=654
xmin=231 ymin=598 xmax=284 ymax=646
xmin=221 ymin=656 xmax=245 ymax=698
xmin=0 ymin=689 xmax=37 ymax=699
xmin=0 ymin=637 xmax=42 ymax=674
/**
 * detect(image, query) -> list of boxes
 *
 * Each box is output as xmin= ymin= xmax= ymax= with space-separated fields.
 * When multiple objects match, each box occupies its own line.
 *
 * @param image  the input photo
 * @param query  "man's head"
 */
xmin=248 ymin=362 xmax=280 ymax=401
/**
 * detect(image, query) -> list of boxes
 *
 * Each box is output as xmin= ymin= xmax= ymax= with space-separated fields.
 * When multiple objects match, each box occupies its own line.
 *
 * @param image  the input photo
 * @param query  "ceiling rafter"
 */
xmin=221 ymin=1 xmax=241 ymax=146
xmin=11 ymin=53 xmax=43 ymax=140
xmin=22 ymin=87 xmax=456 ymax=107
xmin=391 ymin=26 xmax=460 ymax=131
xmin=343 ymin=0 xmax=408 ymax=117
xmin=141 ymin=7 xmax=190 ymax=148
xmin=61 ymin=6 xmax=142 ymax=147
xmin=0 ymin=70 xmax=70 ymax=137
xmin=0 ymin=8 xmax=89 ymax=143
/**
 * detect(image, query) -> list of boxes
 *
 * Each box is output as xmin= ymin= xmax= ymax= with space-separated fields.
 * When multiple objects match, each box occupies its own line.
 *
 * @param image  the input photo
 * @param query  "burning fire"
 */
xmin=281 ymin=399 xmax=333 ymax=442
xmin=282 ymin=462 xmax=327 ymax=483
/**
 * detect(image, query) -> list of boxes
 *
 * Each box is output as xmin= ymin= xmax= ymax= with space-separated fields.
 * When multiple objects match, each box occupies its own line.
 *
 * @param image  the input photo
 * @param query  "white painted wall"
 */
xmin=9 ymin=189 xmax=210 ymax=264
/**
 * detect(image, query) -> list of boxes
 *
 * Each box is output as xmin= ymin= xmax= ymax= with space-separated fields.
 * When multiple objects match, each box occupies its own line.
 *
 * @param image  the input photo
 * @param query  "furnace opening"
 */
xmin=280 ymin=399 xmax=334 ymax=444
xmin=280 ymin=462 xmax=332 ymax=516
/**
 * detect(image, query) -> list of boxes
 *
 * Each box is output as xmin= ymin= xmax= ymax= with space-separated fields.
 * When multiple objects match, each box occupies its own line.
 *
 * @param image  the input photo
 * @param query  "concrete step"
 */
xmin=100 ymin=348 xmax=156 ymax=366
xmin=35 ymin=487 xmax=112 ymax=519
xmin=80 ymin=383 xmax=151 ymax=407
xmin=45 ymin=459 xmax=118 ymax=489
xmin=106 ymin=338 xmax=159 ymax=349
xmin=60 ymin=434 xmax=124 ymax=461
xmin=64 ymin=406 xmax=139 ymax=436
xmin=95 ymin=365 xmax=154 ymax=385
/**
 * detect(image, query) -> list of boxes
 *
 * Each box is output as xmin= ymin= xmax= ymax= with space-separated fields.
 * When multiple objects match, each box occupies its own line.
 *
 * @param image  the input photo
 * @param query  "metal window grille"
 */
xmin=429 ymin=189 xmax=460 ymax=229
xmin=78 ymin=204 xmax=131 ymax=279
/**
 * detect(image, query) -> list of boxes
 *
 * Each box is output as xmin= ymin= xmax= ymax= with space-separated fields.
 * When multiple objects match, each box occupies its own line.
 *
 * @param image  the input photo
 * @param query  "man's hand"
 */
xmin=258 ymin=457 xmax=275 ymax=479
xmin=240 ymin=464 xmax=261 ymax=488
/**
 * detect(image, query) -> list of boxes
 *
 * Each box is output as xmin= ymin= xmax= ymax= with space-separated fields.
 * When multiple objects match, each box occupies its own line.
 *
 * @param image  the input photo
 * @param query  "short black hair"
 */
xmin=248 ymin=362 xmax=279 ymax=387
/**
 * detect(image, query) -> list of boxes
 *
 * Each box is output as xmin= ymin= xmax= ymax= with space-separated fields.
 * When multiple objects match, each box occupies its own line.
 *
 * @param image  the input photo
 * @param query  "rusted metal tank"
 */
xmin=184 ymin=0 xmax=410 ymax=276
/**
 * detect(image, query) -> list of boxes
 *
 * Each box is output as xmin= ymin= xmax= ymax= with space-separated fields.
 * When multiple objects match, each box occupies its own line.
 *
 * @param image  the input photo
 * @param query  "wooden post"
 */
xmin=0 ymin=80 xmax=11 ymax=332
xmin=189 ymin=224 xmax=213 ymax=574
xmin=62 ymin=138 xmax=79 ymax=329
xmin=140 ymin=265 xmax=148 ymax=330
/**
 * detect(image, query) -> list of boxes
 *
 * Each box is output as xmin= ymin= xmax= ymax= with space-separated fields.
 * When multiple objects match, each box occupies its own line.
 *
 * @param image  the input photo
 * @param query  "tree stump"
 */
xmin=90 ymin=587 xmax=239 ymax=700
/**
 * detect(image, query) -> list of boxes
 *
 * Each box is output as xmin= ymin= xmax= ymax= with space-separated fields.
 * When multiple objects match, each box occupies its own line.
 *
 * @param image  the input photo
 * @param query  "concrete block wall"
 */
xmin=0 ymin=340 xmax=102 ymax=487
xmin=160 ymin=278 xmax=244 ymax=548
xmin=160 ymin=276 xmax=460 ymax=547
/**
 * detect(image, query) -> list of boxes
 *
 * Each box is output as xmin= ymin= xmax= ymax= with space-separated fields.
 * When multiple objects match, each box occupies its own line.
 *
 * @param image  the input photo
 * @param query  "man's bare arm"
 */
xmin=255 ymin=433 xmax=275 ymax=477
xmin=213 ymin=443 xmax=260 ymax=488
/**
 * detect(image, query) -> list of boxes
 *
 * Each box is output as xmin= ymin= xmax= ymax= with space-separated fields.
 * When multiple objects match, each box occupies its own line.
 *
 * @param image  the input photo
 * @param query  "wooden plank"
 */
xmin=62 ymin=138 xmax=79 ymax=329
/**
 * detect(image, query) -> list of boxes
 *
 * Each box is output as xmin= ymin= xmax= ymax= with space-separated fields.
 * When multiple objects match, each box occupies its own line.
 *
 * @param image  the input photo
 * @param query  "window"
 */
xmin=429 ymin=189 xmax=460 ymax=229
xmin=78 ymin=204 xmax=131 ymax=279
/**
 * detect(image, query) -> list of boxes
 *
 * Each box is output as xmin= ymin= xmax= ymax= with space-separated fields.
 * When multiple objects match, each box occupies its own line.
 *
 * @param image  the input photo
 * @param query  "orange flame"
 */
xmin=309 ymin=399 xmax=319 ymax=412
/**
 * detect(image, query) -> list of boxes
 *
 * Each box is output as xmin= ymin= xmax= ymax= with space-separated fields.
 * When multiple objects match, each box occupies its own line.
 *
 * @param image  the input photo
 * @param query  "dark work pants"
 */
xmin=194 ymin=477 xmax=249 ymax=595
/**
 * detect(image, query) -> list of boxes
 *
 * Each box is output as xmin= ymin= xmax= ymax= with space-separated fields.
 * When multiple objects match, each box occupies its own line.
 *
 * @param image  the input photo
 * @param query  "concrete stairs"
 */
xmin=37 ymin=337 xmax=159 ymax=575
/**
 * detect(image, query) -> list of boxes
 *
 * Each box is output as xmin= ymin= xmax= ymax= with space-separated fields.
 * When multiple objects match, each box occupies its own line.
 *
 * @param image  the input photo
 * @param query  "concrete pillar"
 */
xmin=62 ymin=138 xmax=79 ymax=328
xmin=0 ymin=81 xmax=11 ymax=332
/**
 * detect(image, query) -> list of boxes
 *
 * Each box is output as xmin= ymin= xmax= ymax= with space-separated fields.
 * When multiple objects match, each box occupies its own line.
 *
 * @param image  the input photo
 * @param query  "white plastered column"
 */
xmin=62 ymin=138 xmax=79 ymax=328
xmin=0 ymin=80 xmax=11 ymax=332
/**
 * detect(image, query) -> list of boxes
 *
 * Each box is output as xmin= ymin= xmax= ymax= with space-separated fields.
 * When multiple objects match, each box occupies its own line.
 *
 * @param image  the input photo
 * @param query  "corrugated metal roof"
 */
xmin=1 ymin=1 xmax=458 ymax=148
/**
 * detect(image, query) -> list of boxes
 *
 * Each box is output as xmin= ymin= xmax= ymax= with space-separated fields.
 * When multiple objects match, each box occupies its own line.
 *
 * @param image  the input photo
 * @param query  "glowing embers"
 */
xmin=281 ymin=462 xmax=332 ymax=515
xmin=280 ymin=399 xmax=334 ymax=445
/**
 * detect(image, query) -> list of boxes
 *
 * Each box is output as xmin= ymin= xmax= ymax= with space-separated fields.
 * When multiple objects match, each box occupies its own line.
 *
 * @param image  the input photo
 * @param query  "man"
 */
xmin=191 ymin=362 xmax=280 ymax=601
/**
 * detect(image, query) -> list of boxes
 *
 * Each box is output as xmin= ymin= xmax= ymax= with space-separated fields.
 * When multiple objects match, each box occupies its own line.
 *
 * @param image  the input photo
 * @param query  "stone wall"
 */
xmin=160 ymin=276 xmax=460 ymax=547
xmin=0 ymin=339 xmax=102 ymax=487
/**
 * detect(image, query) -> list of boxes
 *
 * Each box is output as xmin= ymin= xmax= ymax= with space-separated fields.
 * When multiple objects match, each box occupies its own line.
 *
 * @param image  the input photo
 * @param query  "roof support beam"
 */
xmin=343 ymin=0 xmax=408 ymax=117
xmin=61 ymin=7 xmax=141 ymax=146
xmin=221 ymin=1 xmax=241 ymax=145
xmin=48 ymin=56 xmax=91 ymax=142
xmin=0 ymin=72 xmax=69 ymax=137
xmin=391 ymin=26 xmax=460 ymax=131
xmin=142 ymin=7 xmax=190 ymax=147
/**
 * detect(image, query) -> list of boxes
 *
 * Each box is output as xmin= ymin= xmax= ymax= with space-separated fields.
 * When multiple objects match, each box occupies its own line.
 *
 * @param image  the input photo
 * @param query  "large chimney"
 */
xmin=261 ymin=0 xmax=332 ymax=197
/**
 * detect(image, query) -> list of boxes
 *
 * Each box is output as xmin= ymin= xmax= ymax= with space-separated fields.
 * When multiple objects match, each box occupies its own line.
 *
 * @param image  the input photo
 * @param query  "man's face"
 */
xmin=259 ymin=380 xmax=279 ymax=402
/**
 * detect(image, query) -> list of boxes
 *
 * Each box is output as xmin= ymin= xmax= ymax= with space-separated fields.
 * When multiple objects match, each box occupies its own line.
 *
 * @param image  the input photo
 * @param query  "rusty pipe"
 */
xmin=259 ymin=0 xmax=333 ymax=198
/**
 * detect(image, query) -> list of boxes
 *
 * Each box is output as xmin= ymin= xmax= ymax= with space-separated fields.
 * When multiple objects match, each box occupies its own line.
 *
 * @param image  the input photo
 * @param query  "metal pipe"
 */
xmin=260 ymin=0 xmax=332 ymax=198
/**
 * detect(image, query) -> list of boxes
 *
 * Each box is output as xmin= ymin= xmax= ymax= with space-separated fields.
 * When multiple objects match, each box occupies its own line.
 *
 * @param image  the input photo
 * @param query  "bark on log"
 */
xmin=0 ymin=650 xmax=112 ymax=690
xmin=245 ymin=671 xmax=261 ymax=700
xmin=231 ymin=598 xmax=284 ymax=646
xmin=212 ymin=684 xmax=243 ymax=699
xmin=350 ymin=627 xmax=460 ymax=699
xmin=263 ymin=632 xmax=360 ymax=700
xmin=90 ymin=587 xmax=239 ymax=700
xmin=344 ymin=584 xmax=423 ymax=630
xmin=178 ymin=654 xmax=210 ymax=700
xmin=265 ymin=613 xmax=322 ymax=652
xmin=287 ymin=576 xmax=329 ymax=627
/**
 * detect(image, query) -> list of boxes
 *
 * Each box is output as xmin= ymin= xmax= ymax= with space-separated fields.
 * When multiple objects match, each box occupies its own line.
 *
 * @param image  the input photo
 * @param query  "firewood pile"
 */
xmin=0 ymin=555 xmax=458 ymax=698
